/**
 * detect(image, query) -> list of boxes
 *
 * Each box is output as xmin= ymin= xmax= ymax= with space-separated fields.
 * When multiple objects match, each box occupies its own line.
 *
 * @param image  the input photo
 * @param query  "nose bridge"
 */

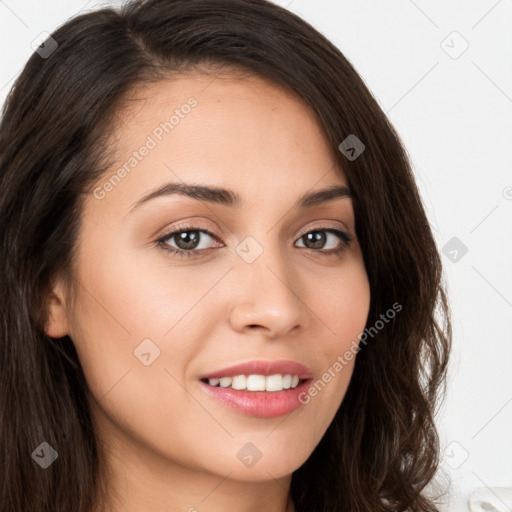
xmin=227 ymin=233 xmax=307 ymax=336
xmin=236 ymin=234 xmax=293 ymax=292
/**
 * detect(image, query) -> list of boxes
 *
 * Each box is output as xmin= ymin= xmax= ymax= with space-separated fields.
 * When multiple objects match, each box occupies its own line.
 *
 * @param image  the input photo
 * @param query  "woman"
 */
xmin=0 ymin=0 xmax=452 ymax=511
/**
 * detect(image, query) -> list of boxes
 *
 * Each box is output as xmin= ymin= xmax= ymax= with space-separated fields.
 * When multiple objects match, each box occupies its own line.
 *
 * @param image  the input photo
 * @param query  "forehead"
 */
xmin=111 ymin=68 xmax=338 ymax=161
xmin=92 ymin=71 xmax=348 ymax=215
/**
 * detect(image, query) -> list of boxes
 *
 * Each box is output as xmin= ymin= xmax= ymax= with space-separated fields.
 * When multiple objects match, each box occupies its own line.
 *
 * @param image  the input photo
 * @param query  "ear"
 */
xmin=44 ymin=276 xmax=70 ymax=338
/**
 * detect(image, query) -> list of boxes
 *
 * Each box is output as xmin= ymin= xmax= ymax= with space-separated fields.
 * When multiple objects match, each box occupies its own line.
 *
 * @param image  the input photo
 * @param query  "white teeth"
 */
xmin=265 ymin=374 xmax=283 ymax=392
xmin=247 ymin=375 xmax=266 ymax=391
xmin=206 ymin=373 xmax=302 ymax=391
xmin=231 ymin=375 xmax=247 ymax=390
xmin=219 ymin=377 xmax=232 ymax=388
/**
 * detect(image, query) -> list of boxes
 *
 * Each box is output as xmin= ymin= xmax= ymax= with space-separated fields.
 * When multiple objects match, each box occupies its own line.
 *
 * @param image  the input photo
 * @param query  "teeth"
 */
xmin=247 ymin=374 xmax=266 ymax=391
xmin=231 ymin=375 xmax=247 ymax=390
xmin=219 ymin=377 xmax=232 ymax=388
xmin=207 ymin=374 xmax=302 ymax=392
xmin=265 ymin=374 xmax=282 ymax=392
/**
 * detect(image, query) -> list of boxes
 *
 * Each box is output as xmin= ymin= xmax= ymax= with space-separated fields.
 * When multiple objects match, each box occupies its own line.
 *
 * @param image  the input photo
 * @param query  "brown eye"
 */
xmin=295 ymin=229 xmax=353 ymax=255
xmin=169 ymin=230 xmax=203 ymax=251
xmin=155 ymin=226 xmax=222 ymax=258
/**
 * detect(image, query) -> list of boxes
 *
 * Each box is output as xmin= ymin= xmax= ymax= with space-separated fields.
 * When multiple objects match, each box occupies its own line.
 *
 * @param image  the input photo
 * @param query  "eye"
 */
xmin=154 ymin=224 xmax=353 ymax=259
xmin=155 ymin=224 xmax=222 ymax=258
xmin=295 ymin=228 xmax=353 ymax=256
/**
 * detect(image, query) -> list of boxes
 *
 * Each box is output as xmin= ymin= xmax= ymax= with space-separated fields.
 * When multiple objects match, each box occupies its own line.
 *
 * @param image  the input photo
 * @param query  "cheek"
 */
xmin=72 ymin=235 xmax=222 ymax=339
xmin=299 ymin=256 xmax=370 ymax=426
xmin=67 ymin=248 xmax=221 ymax=468
xmin=67 ymin=239 xmax=231 ymax=396
xmin=311 ymin=255 xmax=371 ymax=351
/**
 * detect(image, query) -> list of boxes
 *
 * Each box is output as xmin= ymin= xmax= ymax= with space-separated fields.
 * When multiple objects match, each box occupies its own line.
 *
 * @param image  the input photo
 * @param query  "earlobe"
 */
xmin=44 ymin=280 xmax=70 ymax=339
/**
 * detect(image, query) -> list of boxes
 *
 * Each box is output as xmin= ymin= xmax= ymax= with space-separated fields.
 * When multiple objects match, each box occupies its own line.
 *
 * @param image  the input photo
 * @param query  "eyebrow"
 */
xmin=128 ymin=182 xmax=352 ymax=213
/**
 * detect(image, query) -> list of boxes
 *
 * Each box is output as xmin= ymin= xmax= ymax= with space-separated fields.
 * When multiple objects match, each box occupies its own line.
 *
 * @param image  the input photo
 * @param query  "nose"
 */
xmin=227 ymin=242 xmax=309 ymax=339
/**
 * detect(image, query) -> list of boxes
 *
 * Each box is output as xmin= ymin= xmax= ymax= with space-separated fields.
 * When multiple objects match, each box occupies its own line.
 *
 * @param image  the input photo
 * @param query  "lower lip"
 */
xmin=199 ymin=379 xmax=313 ymax=418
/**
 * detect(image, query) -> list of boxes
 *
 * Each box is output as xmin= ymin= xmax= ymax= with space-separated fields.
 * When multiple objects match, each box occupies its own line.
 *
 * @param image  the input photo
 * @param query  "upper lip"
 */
xmin=200 ymin=360 xmax=314 ymax=380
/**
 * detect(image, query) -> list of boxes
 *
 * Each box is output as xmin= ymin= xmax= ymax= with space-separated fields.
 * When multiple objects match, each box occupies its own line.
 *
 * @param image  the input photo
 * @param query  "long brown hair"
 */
xmin=0 ymin=1 xmax=451 ymax=510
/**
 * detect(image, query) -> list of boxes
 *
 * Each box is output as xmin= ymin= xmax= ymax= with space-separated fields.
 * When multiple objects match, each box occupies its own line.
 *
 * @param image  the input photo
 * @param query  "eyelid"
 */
xmin=155 ymin=220 xmax=220 ymax=240
xmin=295 ymin=220 xmax=350 ymax=239
xmin=155 ymin=219 xmax=351 ymax=245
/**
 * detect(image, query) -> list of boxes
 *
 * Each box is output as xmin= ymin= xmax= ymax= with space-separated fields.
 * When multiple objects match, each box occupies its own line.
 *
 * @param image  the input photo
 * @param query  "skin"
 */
xmin=45 ymin=69 xmax=371 ymax=512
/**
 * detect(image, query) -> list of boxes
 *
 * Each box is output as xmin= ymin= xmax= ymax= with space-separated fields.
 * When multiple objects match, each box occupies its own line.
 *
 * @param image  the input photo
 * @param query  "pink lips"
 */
xmin=198 ymin=359 xmax=314 ymax=418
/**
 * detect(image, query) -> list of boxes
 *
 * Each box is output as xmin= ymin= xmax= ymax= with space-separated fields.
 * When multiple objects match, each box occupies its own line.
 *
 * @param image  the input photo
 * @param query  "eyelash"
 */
xmin=154 ymin=223 xmax=354 ymax=259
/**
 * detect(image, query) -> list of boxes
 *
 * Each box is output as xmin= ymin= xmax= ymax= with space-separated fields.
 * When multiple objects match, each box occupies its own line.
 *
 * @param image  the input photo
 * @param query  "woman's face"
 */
xmin=47 ymin=71 xmax=370 ymax=487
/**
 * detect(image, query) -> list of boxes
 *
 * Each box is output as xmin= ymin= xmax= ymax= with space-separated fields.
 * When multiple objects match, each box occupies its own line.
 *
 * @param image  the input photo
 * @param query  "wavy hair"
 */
xmin=0 ymin=1 xmax=451 ymax=510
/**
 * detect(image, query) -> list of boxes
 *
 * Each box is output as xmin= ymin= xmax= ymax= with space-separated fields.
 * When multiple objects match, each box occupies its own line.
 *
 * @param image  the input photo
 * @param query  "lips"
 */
xmin=198 ymin=359 xmax=315 ymax=418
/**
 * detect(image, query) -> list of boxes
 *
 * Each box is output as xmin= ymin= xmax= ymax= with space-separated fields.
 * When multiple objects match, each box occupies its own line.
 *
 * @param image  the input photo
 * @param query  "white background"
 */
xmin=1 ymin=1 xmax=511 ymax=511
